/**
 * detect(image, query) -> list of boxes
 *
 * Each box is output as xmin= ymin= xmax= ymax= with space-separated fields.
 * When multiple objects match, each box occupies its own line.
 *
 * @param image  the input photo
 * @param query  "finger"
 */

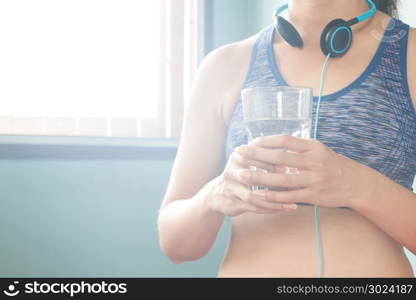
xmin=231 ymin=183 xmax=298 ymax=212
xmin=226 ymin=183 xmax=275 ymax=214
xmin=253 ymin=187 xmax=315 ymax=204
xmin=244 ymin=204 xmax=296 ymax=214
xmin=232 ymin=167 xmax=285 ymax=187
xmin=250 ymin=134 xmax=315 ymax=153
xmin=236 ymin=145 xmax=312 ymax=169
xmin=242 ymin=204 xmax=275 ymax=214
xmin=232 ymin=151 xmax=277 ymax=172
xmin=251 ymin=197 xmax=298 ymax=211
xmin=239 ymin=169 xmax=314 ymax=188
xmin=229 ymin=181 xmax=254 ymax=199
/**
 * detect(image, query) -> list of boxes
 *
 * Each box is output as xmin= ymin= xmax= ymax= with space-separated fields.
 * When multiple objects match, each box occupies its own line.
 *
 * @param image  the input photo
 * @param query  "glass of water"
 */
xmin=241 ymin=85 xmax=313 ymax=191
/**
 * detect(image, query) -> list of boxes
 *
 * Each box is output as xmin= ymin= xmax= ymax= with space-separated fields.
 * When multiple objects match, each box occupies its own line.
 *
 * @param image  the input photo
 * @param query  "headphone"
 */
xmin=273 ymin=0 xmax=377 ymax=57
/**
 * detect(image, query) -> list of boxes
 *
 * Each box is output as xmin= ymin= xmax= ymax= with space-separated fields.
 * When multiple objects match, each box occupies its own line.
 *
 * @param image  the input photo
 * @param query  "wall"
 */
xmin=205 ymin=0 xmax=283 ymax=52
xmin=205 ymin=0 xmax=253 ymax=52
xmin=0 ymin=152 xmax=231 ymax=277
xmin=253 ymin=0 xmax=284 ymax=30
xmin=400 ymin=0 xmax=416 ymax=26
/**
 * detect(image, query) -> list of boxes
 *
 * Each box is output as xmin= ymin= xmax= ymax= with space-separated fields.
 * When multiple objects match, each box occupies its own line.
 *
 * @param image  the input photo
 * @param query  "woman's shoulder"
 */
xmin=199 ymin=35 xmax=257 ymax=80
xmin=185 ymin=34 xmax=260 ymax=130
xmin=192 ymin=34 xmax=261 ymax=127
xmin=197 ymin=25 xmax=272 ymax=94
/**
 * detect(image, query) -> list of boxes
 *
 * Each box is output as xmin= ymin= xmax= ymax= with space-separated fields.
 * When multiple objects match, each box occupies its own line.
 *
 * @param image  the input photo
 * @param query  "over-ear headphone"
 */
xmin=273 ymin=0 xmax=376 ymax=57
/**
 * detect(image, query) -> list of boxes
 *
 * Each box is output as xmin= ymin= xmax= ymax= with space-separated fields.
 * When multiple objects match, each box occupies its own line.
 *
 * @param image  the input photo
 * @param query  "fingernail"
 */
xmin=238 ymin=170 xmax=251 ymax=180
xmin=283 ymin=203 xmax=298 ymax=210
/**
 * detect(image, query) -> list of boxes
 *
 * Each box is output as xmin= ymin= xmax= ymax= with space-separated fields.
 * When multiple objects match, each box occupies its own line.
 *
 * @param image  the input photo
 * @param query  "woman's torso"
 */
xmin=217 ymin=13 xmax=416 ymax=277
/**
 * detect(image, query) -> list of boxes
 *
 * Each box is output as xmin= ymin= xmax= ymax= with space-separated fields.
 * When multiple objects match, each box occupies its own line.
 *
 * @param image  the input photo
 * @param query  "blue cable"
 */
xmin=313 ymin=53 xmax=331 ymax=278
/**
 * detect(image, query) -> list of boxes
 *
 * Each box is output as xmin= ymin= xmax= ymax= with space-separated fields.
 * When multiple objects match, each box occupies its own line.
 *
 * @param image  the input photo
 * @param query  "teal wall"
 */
xmin=210 ymin=0 xmax=253 ymax=49
xmin=253 ymin=0 xmax=284 ymax=30
xmin=0 ymin=156 xmax=231 ymax=277
xmin=209 ymin=0 xmax=284 ymax=50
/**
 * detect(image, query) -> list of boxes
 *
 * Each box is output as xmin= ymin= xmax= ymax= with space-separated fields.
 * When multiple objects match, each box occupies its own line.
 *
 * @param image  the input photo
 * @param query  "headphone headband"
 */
xmin=273 ymin=0 xmax=377 ymax=57
xmin=356 ymin=0 xmax=377 ymax=22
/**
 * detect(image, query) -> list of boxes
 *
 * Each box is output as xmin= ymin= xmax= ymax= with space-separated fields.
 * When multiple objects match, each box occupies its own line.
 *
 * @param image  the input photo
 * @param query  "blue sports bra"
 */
xmin=224 ymin=18 xmax=416 ymax=200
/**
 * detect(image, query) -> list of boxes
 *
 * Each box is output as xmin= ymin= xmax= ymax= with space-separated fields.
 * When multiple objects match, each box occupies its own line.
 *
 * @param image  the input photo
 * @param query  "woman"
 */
xmin=157 ymin=0 xmax=416 ymax=277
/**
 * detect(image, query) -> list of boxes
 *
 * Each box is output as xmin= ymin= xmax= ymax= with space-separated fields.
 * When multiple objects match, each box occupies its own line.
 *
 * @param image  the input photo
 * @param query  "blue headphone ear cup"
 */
xmin=276 ymin=16 xmax=304 ymax=48
xmin=330 ymin=24 xmax=352 ymax=57
xmin=320 ymin=19 xmax=352 ymax=57
xmin=320 ymin=19 xmax=345 ymax=55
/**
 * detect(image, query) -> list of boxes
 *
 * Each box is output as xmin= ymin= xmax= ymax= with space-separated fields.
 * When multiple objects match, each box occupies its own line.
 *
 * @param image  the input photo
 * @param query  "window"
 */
xmin=0 ymin=0 xmax=201 ymax=139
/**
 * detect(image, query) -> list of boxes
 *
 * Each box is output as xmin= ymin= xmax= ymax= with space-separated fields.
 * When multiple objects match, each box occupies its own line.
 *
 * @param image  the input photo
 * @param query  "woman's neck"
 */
xmin=285 ymin=0 xmax=373 ymax=46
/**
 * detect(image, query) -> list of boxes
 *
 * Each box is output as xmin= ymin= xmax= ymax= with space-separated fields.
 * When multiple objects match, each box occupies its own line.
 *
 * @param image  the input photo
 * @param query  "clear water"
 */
xmin=245 ymin=118 xmax=311 ymax=142
xmin=244 ymin=118 xmax=311 ymax=191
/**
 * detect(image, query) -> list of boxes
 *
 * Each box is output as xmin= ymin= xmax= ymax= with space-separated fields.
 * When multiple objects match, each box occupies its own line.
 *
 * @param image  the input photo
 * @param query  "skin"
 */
xmin=158 ymin=0 xmax=416 ymax=277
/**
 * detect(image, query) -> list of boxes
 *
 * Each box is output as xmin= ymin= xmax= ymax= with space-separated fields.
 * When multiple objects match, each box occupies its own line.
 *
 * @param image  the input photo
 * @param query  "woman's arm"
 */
xmin=158 ymin=176 xmax=225 ymax=264
xmin=350 ymin=170 xmax=416 ymax=255
xmin=408 ymin=28 xmax=416 ymax=113
xmin=354 ymin=27 xmax=416 ymax=255
xmin=157 ymin=39 xmax=253 ymax=264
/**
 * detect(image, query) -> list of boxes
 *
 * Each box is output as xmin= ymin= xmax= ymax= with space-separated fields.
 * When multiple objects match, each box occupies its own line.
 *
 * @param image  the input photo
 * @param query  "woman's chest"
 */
xmin=273 ymin=46 xmax=374 ymax=97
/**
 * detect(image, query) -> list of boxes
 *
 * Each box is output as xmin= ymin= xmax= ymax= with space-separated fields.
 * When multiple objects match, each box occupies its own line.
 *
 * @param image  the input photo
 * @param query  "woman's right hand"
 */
xmin=206 ymin=146 xmax=299 ymax=217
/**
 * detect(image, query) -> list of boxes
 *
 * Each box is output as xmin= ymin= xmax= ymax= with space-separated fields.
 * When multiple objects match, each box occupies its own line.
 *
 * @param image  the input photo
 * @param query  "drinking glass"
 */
xmin=241 ymin=85 xmax=313 ymax=191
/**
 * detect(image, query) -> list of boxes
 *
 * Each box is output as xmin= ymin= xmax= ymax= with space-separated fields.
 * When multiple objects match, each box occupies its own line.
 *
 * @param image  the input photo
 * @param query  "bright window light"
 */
xmin=0 ymin=0 xmax=160 ymax=119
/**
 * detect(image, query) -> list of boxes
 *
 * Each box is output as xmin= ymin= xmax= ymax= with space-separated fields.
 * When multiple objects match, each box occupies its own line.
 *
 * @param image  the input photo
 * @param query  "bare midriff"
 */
xmin=217 ymin=204 xmax=414 ymax=277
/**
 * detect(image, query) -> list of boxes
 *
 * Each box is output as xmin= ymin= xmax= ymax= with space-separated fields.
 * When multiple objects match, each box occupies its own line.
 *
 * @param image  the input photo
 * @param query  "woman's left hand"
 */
xmin=236 ymin=134 xmax=378 ymax=209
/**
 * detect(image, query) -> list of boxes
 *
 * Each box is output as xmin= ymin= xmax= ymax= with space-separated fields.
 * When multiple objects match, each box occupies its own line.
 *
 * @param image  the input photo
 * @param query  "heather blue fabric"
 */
xmin=225 ymin=18 xmax=416 ymax=200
